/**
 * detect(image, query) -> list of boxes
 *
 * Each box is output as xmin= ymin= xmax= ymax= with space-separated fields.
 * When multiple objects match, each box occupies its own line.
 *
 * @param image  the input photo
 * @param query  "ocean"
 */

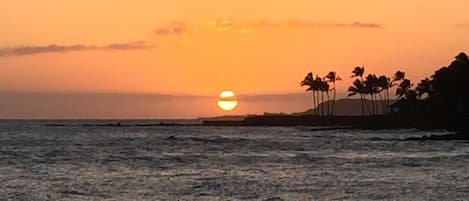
xmin=1 ymin=120 xmax=468 ymax=200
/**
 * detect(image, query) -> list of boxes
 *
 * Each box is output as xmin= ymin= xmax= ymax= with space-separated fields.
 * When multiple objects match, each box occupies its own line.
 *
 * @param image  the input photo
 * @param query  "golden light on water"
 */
xmin=217 ymin=90 xmax=238 ymax=111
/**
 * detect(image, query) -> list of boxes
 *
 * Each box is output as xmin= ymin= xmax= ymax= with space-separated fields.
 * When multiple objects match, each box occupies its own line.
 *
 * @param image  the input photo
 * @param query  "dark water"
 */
xmin=1 ymin=120 xmax=468 ymax=200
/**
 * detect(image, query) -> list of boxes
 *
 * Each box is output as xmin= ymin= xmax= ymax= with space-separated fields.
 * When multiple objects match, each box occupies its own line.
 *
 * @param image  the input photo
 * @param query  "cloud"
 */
xmin=154 ymin=21 xmax=188 ymax=35
xmin=151 ymin=19 xmax=381 ymax=38
xmin=329 ymin=21 xmax=382 ymax=28
xmin=195 ymin=19 xmax=380 ymax=35
xmin=253 ymin=20 xmax=382 ymax=29
xmin=199 ymin=19 xmax=252 ymax=34
xmin=104 ymin=41 xmax=153 ymax=50
xmin=0 ymin=41 xmax=154 ymax=57
xmin=199 ymin=19 xmax=381 ymax=30
xmin=200 ymin=19 xmax=235 ymax=29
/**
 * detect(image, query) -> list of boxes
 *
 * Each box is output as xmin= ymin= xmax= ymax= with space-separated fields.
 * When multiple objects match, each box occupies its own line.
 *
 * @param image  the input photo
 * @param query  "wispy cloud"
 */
xmin=253 ymin=20 xmax=382 ymax=29
xmin=195 ymin=19 xmax=381 ymax=35
xmin=154 ymin=21 xmax=188 ymax=35
xmin=151 ymin=19 xmax=382 ymax=39
xmin=0 ymin=41 xmax=154 ymax=57
xmin=199 ymin=19 xmax=252 ymax=34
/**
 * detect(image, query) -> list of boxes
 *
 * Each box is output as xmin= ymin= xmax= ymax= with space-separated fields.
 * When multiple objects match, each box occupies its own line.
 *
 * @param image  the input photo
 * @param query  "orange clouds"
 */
xmin=154 ymin=19 xmax=382 ymax=37
xmin=0 ymin=41 xmax=153 ymax=57
xmin=154 ymin=22 xmax=188 ymax=35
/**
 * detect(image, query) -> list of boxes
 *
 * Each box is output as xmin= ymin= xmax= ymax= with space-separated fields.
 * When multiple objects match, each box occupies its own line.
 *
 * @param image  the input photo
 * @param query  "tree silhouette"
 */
xmin=364 ymin=74 xmax=382 ymax=115
xmin=315 ymin=76 xmax=328 ymax=116
xmin=393 ymin=71 xmax=405 ymax=82
xmin=301 ymin=72 xmax=332 ymax=116
xmin=393 ymin=70 xmax=415 ymax=100
xmin=301 ymin=52 xmax=469 ymax=117
xmin=377 ymin=75 xmax=393 ymax=113
xmin=425 ymin=52 xmax=469 ymax=114
xmin=350 ymin=66 xmax=366 ymax=115
xmin=348 ymin=79 xmax=366 ymax=115
xmin=325 ymin=71 xmax=341 ymax=116
xmin=416 ymin=78 xmax=432 ymax=98
xmin=300 ymin=72 xmax=317 ymax=115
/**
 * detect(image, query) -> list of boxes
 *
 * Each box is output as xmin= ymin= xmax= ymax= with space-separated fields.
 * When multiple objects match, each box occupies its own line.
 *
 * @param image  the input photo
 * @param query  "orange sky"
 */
xmin=1 ymin=1 xmax=469 ymax=117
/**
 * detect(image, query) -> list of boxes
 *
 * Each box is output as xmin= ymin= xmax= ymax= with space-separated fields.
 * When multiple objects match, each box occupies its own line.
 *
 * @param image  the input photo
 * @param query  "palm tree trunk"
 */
xmin=312 ymin=91 xmax=316 ymax=115
xmin=315 ymin=91 xmax=319 ymax=116
xmin=372 ymin=93 xmax=379 ymax=115
xmin=327 ymin=91 xmax=330 ymax=116
xmin=386 ymin=89 xmax=390 ymax=114
xmin=363 ymin=94 xmax=372 ymax=116
xmin=331 ymin=86 xmax=336 ymax=116
xmin=360 ymin=94 xmax=364 ymax=116
xmin=378 ymin=92 xmax=385 ymax=114
xmin=321 ymin=92 xmax=324 ymax=116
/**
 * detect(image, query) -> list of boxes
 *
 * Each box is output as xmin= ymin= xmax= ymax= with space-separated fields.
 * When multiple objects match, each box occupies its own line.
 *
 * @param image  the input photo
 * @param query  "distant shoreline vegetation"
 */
xmin=300 ymin=52 xmax=469 ymax=117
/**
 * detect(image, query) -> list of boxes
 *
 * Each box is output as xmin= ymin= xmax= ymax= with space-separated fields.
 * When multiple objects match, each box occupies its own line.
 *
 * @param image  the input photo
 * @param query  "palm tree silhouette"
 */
xmin=364 ymin=74 xmax=381 ymax=115
xmin=377 ymin=75 xmax=392 ymax=113
xmin=314 ymin=76 xmax=326 ymax=116
xmin=300 ymin=72 xmax=317 ymax=115
xmin=416 ymin=78 xmax=432 ymax=98
xmin=393 ymin=70 xmax=405 ymax=82
xmin=348 ymin=79 xmax=366 ymax=115
xmin=351 ymin=66 xmax=366 ymax=115
xmin=352 ymin=66 xmax=365 ymax=78
xmin=325 ymin=71 xmax=341 ymax=116
xmin=393 ymin=70 xmax=415 ymax=99
xmin=319 ymin=78 xmax=330 ymax=116
xmin=396 ymin=79 xmax=411 ymax=98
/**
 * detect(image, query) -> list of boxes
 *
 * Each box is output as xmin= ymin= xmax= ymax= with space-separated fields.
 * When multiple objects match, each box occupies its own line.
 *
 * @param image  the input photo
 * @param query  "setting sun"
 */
xmin=217 ymin=90 xmax=238 ymax=111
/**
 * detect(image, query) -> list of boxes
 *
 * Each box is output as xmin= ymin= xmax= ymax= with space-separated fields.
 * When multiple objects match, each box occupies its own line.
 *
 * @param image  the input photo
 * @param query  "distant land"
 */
xmin=293 ymin=99 xmax=395 ymax=116
xmin=201 ymin=98 xmax=395 ymax=120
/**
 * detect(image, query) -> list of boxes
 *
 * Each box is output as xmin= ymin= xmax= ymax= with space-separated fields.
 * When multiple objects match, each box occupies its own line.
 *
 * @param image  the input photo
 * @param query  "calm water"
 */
xmin=1 ymin=120 xmax=469 ymax=201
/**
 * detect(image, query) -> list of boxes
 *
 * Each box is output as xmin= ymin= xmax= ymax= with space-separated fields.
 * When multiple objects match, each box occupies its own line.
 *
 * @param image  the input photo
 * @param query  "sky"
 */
xmin=1 ymin=0 xmax=469 ymax=118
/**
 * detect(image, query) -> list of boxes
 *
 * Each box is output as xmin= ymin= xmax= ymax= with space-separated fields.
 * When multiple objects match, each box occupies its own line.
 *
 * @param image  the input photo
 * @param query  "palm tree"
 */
xmin=393 ymin=70 xmax=405 ymax=82
xmin=300 ymin=72 xmax=317 ymax=115
xmin=325 ymin=71 xmax=342 ymax=116
xmin=348 ymin=79 xmax=366 ymax=116
xmin=352 ymin=66 xmax=365 ymax=78
xmin=394 ymin=70 xmax=418 ymax=101
xmin=314 ymin=76 xmax=327 ymax=116
xmin=364 ymin=74 xmax=380 ymax=115
xmin=416 ymin=78 xmax=432 ymax=98
xmin=351 ymin=66 xmax=366 ymax=115
xmin=377 ymin=75 xmax=392 ymax=113
xmin=396 ymin=79 xmax=412 ymax=98
xmin=320 ymin=79 xmax=330 ymax=116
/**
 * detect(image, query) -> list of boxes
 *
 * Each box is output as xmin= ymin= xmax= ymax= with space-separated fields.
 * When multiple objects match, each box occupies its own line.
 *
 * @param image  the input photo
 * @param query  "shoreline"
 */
xmin=203 ymin=114 xmax=469 ymax=130
xmin=35 ymin=115 xmax=469 ymax=141
xmin=38 ymin=114 xmax=469 ymax=131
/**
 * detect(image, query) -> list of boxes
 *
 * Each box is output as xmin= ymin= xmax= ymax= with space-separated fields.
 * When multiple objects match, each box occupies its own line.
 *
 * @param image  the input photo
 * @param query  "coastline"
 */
xmin=202 ymin=114 xmax=469 ymax=130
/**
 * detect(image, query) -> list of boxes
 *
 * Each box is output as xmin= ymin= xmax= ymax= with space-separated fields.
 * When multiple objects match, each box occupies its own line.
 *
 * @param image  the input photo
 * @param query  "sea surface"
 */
xmin=1 ymin=120 xmax=469 ymax=201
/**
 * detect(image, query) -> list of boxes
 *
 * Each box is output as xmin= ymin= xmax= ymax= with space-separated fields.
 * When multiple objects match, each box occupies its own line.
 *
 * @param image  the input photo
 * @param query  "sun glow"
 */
xmin=217 ymin=90 xmax=238 ymax=111
xmin=220 ymin=90 xmax=235 ymax=98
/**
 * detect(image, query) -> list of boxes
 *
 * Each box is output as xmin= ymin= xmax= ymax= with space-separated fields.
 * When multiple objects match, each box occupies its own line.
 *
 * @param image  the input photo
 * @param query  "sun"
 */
xmin=217 ymin=90 xmax=238 ymax=111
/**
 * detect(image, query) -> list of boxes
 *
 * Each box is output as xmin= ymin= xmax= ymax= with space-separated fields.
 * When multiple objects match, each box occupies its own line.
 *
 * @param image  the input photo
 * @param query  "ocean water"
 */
xmin=1 ymin=120 xmax=469 ymax=201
